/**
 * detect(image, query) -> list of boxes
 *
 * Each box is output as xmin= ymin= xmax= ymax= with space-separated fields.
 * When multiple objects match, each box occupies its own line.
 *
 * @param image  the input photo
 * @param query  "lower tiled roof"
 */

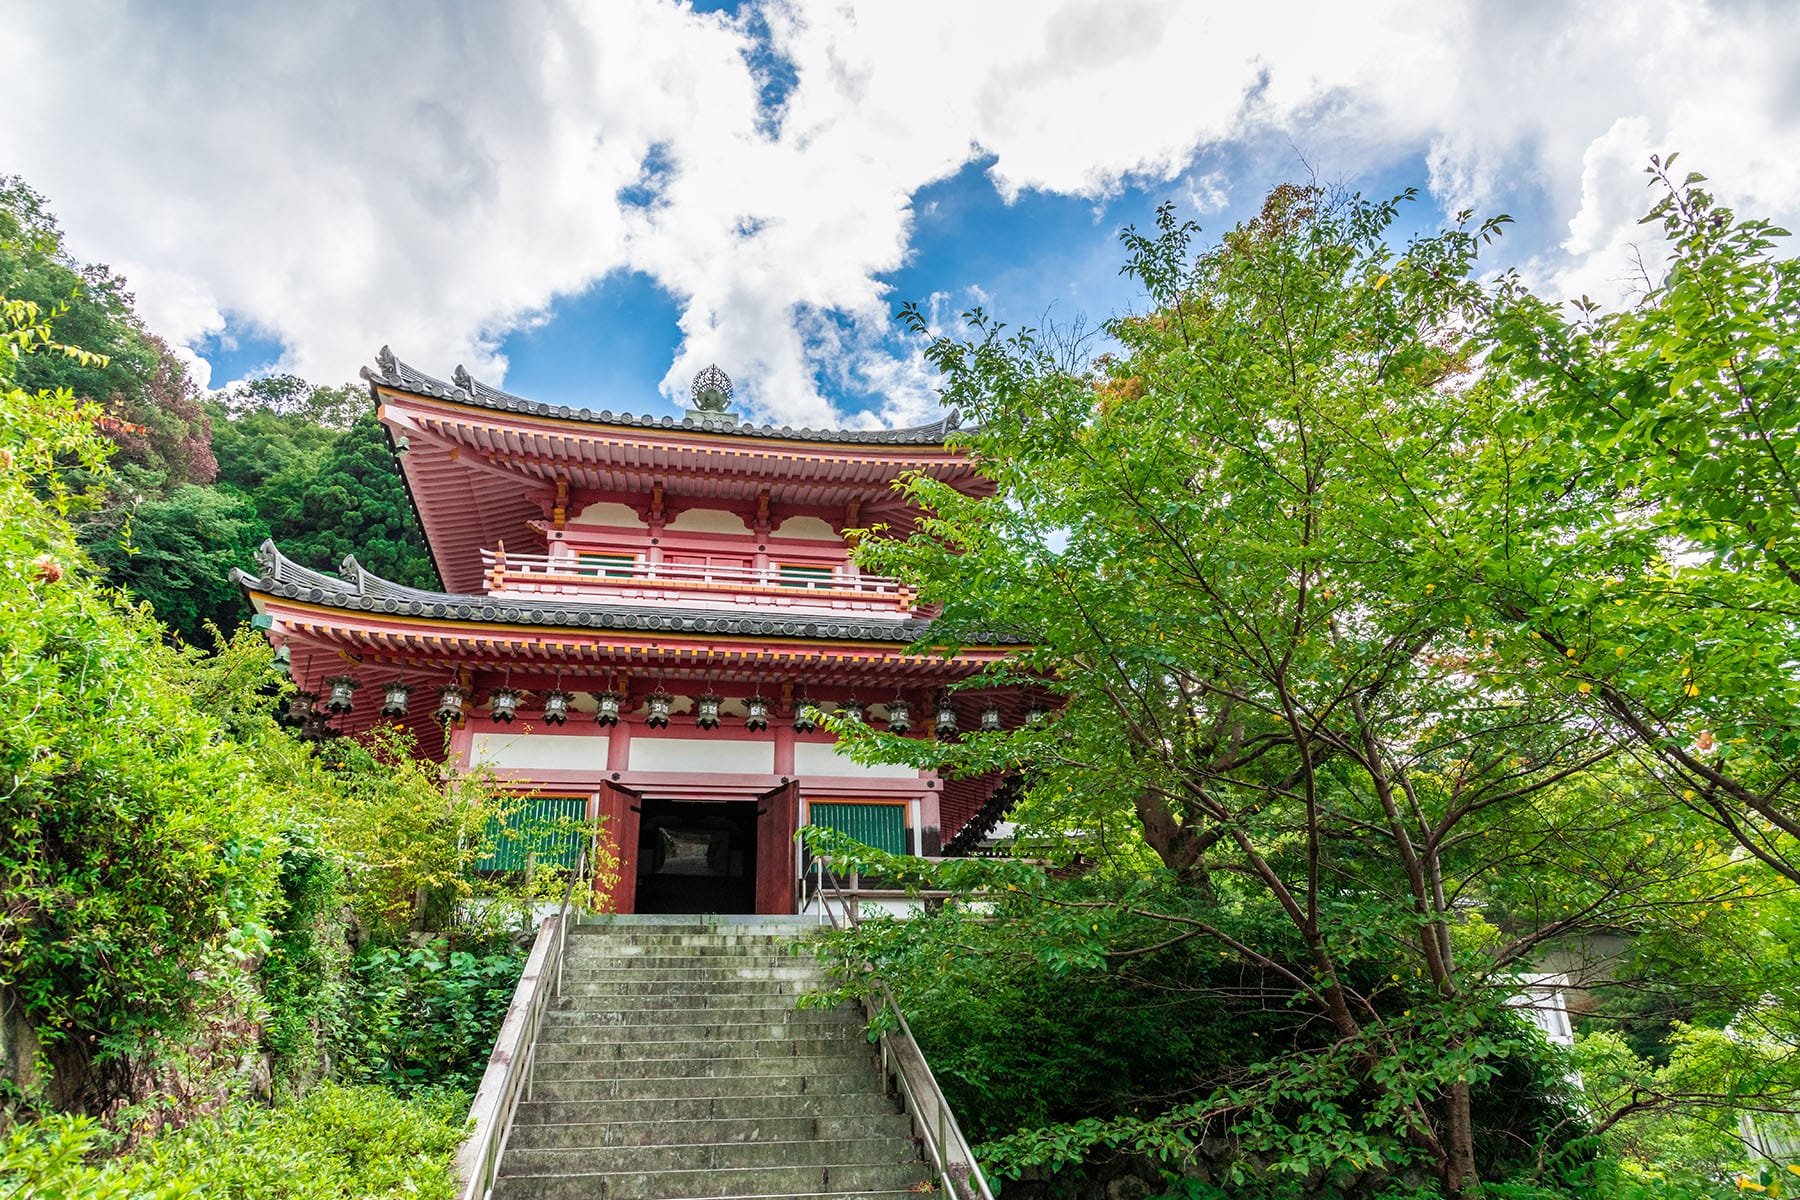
xmin=234 ymin=541 xmax=1021 ymax=646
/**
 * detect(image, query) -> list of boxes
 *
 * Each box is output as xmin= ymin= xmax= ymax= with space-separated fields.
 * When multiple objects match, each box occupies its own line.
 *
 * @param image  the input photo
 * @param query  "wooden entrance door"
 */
xmin=754 ymin=779 xmax=800 ymax=915
xmin=598 ymin=780 xmax=642 ymax=914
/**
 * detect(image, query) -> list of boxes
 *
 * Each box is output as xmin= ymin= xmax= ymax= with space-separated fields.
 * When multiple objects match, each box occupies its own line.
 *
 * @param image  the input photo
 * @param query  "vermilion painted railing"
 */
xmin=479 ymin=548 xmax=921 ymax=612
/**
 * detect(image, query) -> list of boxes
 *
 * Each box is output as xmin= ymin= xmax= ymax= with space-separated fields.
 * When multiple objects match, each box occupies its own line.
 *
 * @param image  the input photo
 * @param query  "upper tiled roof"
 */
xmin=362 ymin=348 xmax=966 ymax=447
xmin=236 ymin=541 xmax=1020 ymax=646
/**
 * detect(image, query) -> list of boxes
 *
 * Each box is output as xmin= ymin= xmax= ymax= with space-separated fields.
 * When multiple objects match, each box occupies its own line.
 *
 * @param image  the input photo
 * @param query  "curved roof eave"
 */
xmin=235 ymin=540 xmax=1024 ymax=648
xmin=362 ymin=347 xmax=970 ymax=448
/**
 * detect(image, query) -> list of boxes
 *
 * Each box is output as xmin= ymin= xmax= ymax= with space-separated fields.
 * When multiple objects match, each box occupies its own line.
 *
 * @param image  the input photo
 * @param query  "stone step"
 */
xmin=538 ymin=1015 xmax=863 ymax=1044
xmin=505 ymin=1111 xmax=913 ymax=1150
xmin=513 ymin=1091 xmax=901 ymax=1128
xmin=567 ymin=935 xmax=814 ymax=951
xmin=492 ymin=1160 xmax=931 ymax=1200
xmin=560 ymin=954 xmax=808 ymax=972
xmin=550 ymin=996 xmax=834 ymax=1017
xmin=501 ymin=1134 xmax=923 ymax=1176
xmin=528 ymin=1069 xmax=880 ymax=1103
xmin=572 ymin=928 xmax=813 ymax=935
xmin=562 ymin=959 xmax=819 ymax=973
xmin=533 ymin=1051 xmax=877 ymax=1083
xmin=558 ymin=979 xmax=818 ymax=999
xmin=535 ymin=1035 xmax=865 ymax=1063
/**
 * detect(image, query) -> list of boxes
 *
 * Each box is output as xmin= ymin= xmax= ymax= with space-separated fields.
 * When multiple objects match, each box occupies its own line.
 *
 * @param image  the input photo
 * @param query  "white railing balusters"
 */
xmin=476 ymin=549 xmax=921 ymax=613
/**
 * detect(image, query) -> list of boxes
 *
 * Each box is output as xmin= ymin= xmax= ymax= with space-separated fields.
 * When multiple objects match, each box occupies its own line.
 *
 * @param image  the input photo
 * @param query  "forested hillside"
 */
xmin=0 ymin=176 xmax=433 ymax=646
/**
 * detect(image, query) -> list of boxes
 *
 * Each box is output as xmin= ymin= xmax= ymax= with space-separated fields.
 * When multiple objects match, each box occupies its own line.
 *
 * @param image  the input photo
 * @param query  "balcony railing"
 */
xmin=479 ymin=548 xmax=921 ymax=614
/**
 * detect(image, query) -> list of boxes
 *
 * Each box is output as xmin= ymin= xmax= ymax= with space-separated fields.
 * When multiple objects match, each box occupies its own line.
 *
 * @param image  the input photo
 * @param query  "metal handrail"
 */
xmin=812 ymin=857 xmax=997 ymax=1200
xmin=455 ymin=843 xmax=591 ymax=1200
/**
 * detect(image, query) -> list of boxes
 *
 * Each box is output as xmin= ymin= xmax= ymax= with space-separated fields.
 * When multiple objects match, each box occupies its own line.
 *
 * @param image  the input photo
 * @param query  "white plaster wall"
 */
xmin=629 ymin=736 xmax=775 ymax=774
xmin=793 ymin=742 xmax=920 ymax=779
xmin=470 ymin=730 xmax=605 ymax=772
xmin=666 ymin=507 xmax=751 ymax=535
xmin=771 ymin=515 xmax=840 ymax=542
xmin=572 ymin=501 xmax=647 ymax=528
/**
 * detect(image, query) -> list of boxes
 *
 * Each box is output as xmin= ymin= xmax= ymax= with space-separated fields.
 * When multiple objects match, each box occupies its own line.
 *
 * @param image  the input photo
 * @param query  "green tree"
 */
xmin=0 ymin=297 xmax=282 ymax=1110
xmin=819 ymin=183 xmax=1790 ymax=1196
xmin=262 ymin=410 xmax=436 ymax=589
xmin=1475 ymin=159 xmax=1800 ymax=886
xmin=80 ymin=483 xmax=270 ymax=643
xmin=0 ymin=176 xmax=213 ymax=494
xmin=208 ymin=377 xmax=353 ymax=499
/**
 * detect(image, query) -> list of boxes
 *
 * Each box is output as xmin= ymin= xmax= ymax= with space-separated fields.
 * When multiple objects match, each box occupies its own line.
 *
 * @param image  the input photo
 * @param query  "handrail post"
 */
xmin=813 ymin=863 xmax=996 ymax=1200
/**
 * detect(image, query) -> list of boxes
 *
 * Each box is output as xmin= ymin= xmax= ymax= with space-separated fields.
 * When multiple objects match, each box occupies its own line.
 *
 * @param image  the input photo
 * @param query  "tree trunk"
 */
xmin=1445 ymin=1073 xmax=1480 ymax=1198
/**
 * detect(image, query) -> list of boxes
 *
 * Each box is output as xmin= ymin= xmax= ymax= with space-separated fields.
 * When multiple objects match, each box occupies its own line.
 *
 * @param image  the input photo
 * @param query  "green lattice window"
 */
xmin=577 ymin=552 xmax=636 ymax=578
xmin=777 ymin=564 xmax=834 ymax=589
xmin=474 ymin=795 xmax=588 ymax=872
xmin=807 ymin=802 xmax=907 ymax=856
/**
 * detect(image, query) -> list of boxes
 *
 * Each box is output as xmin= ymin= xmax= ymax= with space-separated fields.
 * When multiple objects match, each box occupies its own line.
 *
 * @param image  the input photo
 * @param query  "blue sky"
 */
xmin=8 ymin=1 xmax=1797 ymax=430
xmin=194 ymin=145 xmax=1505 ymax=423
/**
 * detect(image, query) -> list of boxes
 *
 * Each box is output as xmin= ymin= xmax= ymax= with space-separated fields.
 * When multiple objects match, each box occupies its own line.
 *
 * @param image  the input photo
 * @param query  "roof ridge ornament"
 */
xmin=376 ymin=345 xmax=397 ymax=376
xmin=688 ymin=363 xmax=737 ymax=430
xmin=452 ymin=364 xmax=474 ymax=392
xmin=690 ymin=364 xmax=733 ymax=412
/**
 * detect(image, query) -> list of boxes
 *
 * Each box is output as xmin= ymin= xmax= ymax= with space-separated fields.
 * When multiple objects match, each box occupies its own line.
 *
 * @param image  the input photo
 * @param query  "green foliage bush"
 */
xmin=0 ymin=1084 xmax=466 ymax=1199
xmin=259 ymin=841 xmax=347 ymax=1080
xmin=334 ymin=942 xmax=525 ymax=1093
xmin=0 ymin=298 xmax=282 ymax=1105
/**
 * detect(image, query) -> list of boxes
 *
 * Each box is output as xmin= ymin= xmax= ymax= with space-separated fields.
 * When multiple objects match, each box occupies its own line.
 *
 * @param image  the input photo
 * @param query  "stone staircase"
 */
xmin=495 ymin=917 xmax=932 ymax=1200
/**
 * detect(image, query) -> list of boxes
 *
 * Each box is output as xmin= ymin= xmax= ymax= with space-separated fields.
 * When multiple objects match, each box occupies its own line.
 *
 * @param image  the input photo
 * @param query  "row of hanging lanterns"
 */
xmin=292 ymin=678 xmax=1045 ymax=734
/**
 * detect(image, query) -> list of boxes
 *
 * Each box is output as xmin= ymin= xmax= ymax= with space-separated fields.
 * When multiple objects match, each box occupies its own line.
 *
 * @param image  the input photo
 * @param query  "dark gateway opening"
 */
xmin=633 ymin=798 xmax=759 ymax=914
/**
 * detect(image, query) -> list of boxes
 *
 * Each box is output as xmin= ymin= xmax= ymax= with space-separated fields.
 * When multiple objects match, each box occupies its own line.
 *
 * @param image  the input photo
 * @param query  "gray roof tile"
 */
xmin=362 ymin=347 xmax=966 ymax=447
xmin=238 ymin=541 xmax=1019 ymax=646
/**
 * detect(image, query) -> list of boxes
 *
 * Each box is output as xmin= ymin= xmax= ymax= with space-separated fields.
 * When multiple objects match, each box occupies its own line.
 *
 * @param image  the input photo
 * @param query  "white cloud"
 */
xmin=3 ymin=0 xmax=1798 ymax=424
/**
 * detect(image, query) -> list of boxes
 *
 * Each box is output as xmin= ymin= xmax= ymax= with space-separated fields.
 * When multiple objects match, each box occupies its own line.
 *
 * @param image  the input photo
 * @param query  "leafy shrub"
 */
xmin=0 ymin=1084 xmax=465 ymax=1199
xmin=0 ymin=297 xmax=283 ymax=1107
xmin=260 ymin=839 xmax=347 ymax=1082
xmin=334 ymin=942 xmax=524 ymax=1092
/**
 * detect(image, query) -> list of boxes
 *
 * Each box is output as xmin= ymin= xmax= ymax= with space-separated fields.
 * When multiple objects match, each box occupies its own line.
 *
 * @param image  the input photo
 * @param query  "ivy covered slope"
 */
xmin=815 ymin=170 xmax=1800 ymax=1199
xmin=0 ymin=176 xmax=433 ymax=647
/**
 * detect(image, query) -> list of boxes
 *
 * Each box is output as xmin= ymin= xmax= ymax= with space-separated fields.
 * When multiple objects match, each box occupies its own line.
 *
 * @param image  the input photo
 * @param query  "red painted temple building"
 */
xmin=237 ymin=351 xmax=1024 ymax=915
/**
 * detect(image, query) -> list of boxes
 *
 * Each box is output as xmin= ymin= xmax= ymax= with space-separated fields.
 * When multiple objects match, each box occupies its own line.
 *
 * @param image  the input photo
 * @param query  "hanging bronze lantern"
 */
xmin=542 ymin=689 xmax=573 ymax=725
xmin=285 ymin=690 xmax=318 ymax=726
xmin=323 ymin=676 xmax=360 ymax=714
xmin=886 ymin=699 xmax=911 ymax=734
xmin=435 ymin=684 xmax=467 ymax=721
xmin=744 ymin=695 xmax=770 ymax=731
xmin=490 ymin=688 xmax=520 ymax=724
xmin=594 ymin=690 xmax=623 ymax=726
xmin=300 ymin=708 xmax=333 ymax=742
xmin=1024 ymin=703 xmax=1048 ymax=726
xmin=934 ymin=695 xmax=957 ymax=735
xmin=980 ymin=702 xmax=1003 ymax=731
xmin=695 ymin=692 xmax=722 ymax=730
xmin=793 ymin=704 xmax=819 ymax=733
xmin=645 ymin=690 xmax=673 ymax=729
xmin=380 ymin=681 xmax=411 ymax=718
